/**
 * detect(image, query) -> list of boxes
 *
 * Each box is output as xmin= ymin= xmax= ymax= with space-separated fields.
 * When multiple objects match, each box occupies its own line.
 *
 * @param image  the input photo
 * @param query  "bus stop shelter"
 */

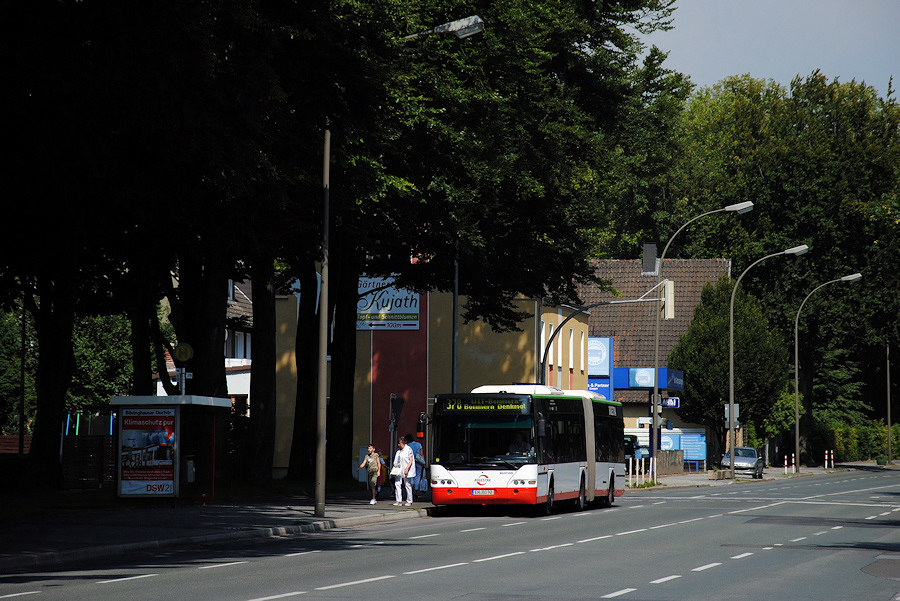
xmin=110 ymin=395 xmax=231 ymax=501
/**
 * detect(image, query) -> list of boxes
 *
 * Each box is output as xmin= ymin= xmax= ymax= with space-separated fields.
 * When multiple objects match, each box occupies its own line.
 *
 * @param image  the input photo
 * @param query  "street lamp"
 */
xmin=729 ymin=244 xmax=809 ymax=479
xmin=793 ymin=273 xmax=861 ymax=473
xmin=403 ymin=15 xmax=485 ymax=40
xmin=651 ymin=201 xmax=753 ymax=467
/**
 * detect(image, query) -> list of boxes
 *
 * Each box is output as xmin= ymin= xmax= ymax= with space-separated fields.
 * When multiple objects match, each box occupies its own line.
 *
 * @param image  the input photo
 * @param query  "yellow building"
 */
xmin=274 ymin=288 xmax=589 ymax=477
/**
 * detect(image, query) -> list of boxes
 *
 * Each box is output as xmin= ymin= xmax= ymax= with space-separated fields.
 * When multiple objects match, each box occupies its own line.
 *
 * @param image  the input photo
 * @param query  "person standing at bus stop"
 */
xmin=392 ymin=437 xmax=415 ymax=506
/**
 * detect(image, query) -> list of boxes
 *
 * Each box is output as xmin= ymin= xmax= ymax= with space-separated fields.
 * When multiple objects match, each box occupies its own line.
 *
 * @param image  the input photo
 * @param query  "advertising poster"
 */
xmin=119 ymin=408 xmax=176 ymax=496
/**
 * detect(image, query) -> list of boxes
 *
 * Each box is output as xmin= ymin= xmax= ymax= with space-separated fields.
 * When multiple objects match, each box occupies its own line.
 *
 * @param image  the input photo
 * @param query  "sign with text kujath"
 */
xmin=357 ymin=276 xmax=420 ymax=330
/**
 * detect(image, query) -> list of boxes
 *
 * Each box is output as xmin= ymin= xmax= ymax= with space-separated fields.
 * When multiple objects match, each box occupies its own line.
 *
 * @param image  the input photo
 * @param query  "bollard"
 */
xmin=792 ymin=453 xmax=796 ymax=474
xmin=784 ymin=455 xmax=788 ymax=475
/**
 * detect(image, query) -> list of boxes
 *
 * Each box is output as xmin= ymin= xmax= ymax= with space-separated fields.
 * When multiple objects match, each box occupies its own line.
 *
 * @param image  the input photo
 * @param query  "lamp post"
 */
xmin=650 ymin=201 xmax=753 ymax=465
xmin=793 ymin=273 xmax=861 ymax=474
xmin=729 ymin=244 xmax=809 ymax=479
xmin=314 ymin=130 xmax=331 ymax=517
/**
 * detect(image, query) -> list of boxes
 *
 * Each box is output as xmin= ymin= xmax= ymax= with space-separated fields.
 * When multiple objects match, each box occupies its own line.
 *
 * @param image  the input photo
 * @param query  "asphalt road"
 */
xmin=3 ymin=470 xmax=900 ymax=600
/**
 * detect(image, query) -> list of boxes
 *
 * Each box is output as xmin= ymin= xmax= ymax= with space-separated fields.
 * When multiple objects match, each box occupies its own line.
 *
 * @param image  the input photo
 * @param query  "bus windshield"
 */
xmin=433 ymin=414 xmax=536 ymax=468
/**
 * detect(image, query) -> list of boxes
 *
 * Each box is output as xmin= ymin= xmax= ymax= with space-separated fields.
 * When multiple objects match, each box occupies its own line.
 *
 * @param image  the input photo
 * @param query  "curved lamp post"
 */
xmin=651 ymin=201 xmax=753 ymax=464
xmin=729 ymin=244 xmax=809 ymax=479
xmin=793 ymin=273 xmax=861 ymax=473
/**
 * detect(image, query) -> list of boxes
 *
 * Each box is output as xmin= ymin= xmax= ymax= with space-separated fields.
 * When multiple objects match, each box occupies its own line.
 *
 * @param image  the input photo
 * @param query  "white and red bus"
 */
xmin=429 ymin=385 xmax=625 ymax=512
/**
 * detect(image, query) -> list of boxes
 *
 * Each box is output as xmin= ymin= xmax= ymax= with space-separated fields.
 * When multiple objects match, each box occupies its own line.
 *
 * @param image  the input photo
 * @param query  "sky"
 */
xmin=640 ymin=0 xmax=899 ymax=96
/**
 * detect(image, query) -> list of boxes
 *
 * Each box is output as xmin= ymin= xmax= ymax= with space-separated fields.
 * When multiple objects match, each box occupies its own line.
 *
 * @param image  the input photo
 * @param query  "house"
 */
xmin=577 ymin=259 xmax=731 ymax=457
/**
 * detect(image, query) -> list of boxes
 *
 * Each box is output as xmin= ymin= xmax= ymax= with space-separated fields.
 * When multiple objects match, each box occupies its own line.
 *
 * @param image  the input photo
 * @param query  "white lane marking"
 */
xmin=285 ymin=550 xmax=322 ymax=557
xmin=473 ymin=552 xmax=526 ymax=562
xmin=409 ymin=533 xmax=440 ymax=539
xmin=650 ymin=523 xmax=676 ymax=530
xmin=97 ymin=574 xmax=158 ymax=584
xmin=460 ymin=527 xmax=485 ymax=532
xmin=692 ymin=563 xmax=721 ymax=572
xmin=616 ymin=528 xmax=648 ymax=536
xmin=812 ymin=531 xmax=828 ymax=536
xmin=880 ymin=512 xmax=892 ymax=516
xmin=629 ymin=505 xmax=644 ymax=509
xmin=315 ymin=575 xmax=395 ymax=590
xmin=602 ymin=588 xmax=637 ymax=598
xmin=650 ymin=575 xmax=682 ymax=584
xmin=541 ymin=516 xmax=563 ymax=521
xmin=350 ymin=542 xmax=385 ymax=547
xmin=577 ymin=534 xmax=613 ymax=543
xmin=732 ymin=552 xmax=754 ymax=559
xmin=502 ymin=522 xmax=526 ymax=527
xmin=729 ymin=502 xmax=786 ymax=514
xmin=247 ymin=592 xmax=307 ymax=601
xmin=707 ymin=514 xmax=724 ymax=518
xmin=790 ymin=537 xmax=807 ymax=542
xmin=199 ymin=561 xmax=248 ymax=570
xmin=404 ymin=562 xmax=468 ymax=574
xmin=866 ymin=515 xmax=879 ymax=520
xmin=0 ymin=593 xmax=42 ymax=599
xmin=832 ymin=526 xmax=843 ymax=530
xmin=763 ymin=546 xmax=774 ymax=550
xmin=653 ymin=501 xmax=666 ymax=505
xmin=530 ymin=543 xmax=574 ymax=552
xmin=678 ymin=517 xmax=703 ymax=524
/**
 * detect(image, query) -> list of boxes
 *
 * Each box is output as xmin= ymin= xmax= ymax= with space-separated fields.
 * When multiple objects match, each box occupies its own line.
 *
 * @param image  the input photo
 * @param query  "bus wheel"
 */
xmin=575 ymin=478 xmax=586 ymax=511
xmin=600 ymin=478 xmax=615 ymax=508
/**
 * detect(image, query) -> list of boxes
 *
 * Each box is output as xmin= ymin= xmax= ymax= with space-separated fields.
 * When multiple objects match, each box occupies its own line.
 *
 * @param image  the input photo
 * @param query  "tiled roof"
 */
xmin=577 ymin=258 xmax=731 ymax=371
xmin=226 ymin=280 xmax=253 ymax=330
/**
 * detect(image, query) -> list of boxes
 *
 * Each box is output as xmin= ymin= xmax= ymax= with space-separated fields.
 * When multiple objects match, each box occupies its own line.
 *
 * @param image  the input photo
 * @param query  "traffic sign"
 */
xmin=173 ymin=343 xmax=194 ymax=363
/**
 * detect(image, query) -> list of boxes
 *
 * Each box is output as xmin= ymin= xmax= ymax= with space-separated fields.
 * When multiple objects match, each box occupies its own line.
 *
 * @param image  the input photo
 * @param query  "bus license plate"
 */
xmin=471 ymin=489 xmax=495 ymax=495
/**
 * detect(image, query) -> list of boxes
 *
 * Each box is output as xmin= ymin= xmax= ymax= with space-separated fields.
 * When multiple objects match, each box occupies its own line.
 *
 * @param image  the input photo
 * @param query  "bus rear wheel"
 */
xmin=575 ymin=478 xmax=586 ymax=511
xmin=599 ymin=477 xmax=614 ymax=508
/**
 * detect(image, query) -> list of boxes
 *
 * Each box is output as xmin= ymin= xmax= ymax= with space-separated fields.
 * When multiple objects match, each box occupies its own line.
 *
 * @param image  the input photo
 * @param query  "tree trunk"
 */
xmin=245 ymin=251 xmax=276 ymax=482
xmin=286 ymin=267 xmax=319 ymax=479
xmin=18 ymin=267 xmax=77 ymax=491
xmin=325 ymin=230 xmax=360 ymax=477
xmin=167 ymin=249 xmax=229 ymax=398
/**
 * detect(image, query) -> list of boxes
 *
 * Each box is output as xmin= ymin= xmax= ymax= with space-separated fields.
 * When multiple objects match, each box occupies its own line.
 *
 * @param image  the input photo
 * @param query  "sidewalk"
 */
xmin=0 ymin=462 xmax=881 ymax=575
xmin=0 ymin=491 xmax=427 ymax=575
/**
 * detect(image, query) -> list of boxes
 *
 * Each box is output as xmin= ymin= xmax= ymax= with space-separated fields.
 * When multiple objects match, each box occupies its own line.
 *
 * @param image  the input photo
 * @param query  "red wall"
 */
xmin=370 ymin=296 xmax=429 ymax=459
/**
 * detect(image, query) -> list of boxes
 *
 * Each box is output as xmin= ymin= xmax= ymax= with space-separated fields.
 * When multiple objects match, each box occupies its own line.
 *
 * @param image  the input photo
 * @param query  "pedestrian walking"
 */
xmin=356 ymin=444 xmax=382 ymax=504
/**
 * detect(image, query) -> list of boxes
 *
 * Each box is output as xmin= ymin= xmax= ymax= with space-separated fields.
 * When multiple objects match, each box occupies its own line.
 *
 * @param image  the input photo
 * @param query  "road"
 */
xmin=3 ymin=469 xmax=900 ymax=600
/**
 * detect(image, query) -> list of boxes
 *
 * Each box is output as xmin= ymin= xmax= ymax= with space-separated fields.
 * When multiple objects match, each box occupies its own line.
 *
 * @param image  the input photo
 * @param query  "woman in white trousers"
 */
xmin=393 ymin=437 xmax=416 ymax=506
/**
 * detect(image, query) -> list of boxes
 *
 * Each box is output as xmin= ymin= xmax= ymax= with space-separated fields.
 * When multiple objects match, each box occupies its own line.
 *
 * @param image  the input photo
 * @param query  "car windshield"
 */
xmin=734 ymin=448 xmax=756 ymax=458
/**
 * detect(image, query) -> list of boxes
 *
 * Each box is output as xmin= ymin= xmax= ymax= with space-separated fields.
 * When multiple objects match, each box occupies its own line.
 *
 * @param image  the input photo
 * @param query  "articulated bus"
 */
xmin=429 ymin=385 xmax=625 ymax=512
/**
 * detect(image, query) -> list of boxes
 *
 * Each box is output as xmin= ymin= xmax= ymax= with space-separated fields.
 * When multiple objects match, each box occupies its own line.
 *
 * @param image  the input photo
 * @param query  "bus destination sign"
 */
xmin=438 ymin=395 xmax=530 ymax=413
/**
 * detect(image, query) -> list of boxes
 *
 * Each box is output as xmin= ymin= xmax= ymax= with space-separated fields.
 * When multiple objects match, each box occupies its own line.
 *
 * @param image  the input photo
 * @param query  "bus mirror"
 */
xmin=536 ymin=413 xmax=546 ymax=438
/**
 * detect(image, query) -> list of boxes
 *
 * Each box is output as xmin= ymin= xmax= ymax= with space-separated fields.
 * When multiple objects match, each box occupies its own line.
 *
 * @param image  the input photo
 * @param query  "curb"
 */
xmin=0 ymin=508 xmax=428 ymax=574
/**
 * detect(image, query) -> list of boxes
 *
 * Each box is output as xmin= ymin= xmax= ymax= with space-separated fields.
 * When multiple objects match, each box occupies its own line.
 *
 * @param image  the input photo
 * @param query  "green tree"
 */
xmin=670 ymin=276 xmax=789 ymax=456
xmin=669 ymin=73 xmax=900 ymax=430
xmin=67 ymin=315 xmax=133 ymax=411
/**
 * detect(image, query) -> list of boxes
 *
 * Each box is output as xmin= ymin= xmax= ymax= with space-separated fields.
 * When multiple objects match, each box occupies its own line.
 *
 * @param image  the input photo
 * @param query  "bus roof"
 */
xmin=470 ymin=384 xmax=565 ymax=395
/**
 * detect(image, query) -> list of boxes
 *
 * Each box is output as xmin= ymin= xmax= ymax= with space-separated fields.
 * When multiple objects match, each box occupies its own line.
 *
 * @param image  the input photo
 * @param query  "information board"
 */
xmin=680 ymin=433 xmax=707 ymax=461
